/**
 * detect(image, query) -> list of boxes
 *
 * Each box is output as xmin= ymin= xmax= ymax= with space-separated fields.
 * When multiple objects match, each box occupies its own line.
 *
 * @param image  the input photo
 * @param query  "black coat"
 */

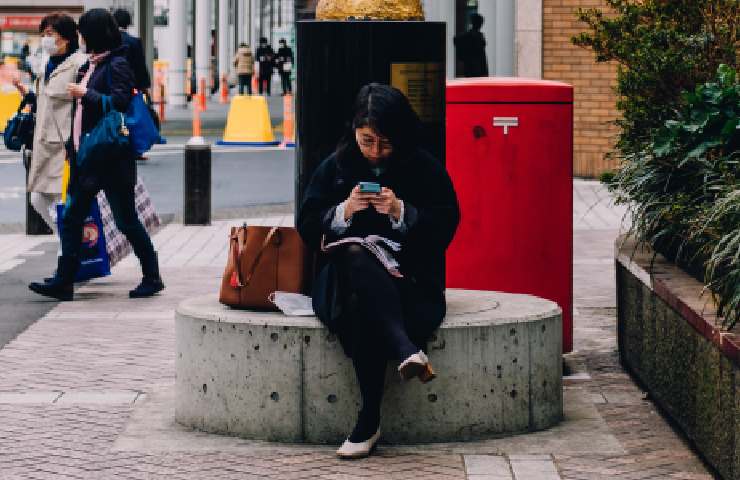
xmin=121 ymin=31 xmax=152 ymax=90
xmin=297 ymin=148 xmax=460 ymax=355
xmin=275 ymin=46 xmax=294 ymax=74
xmin=255 ymin=45 xmax=275 ymax=77
xmin=454 ymin=29 xmax=489 ymax=77
xmin=68 ymin=47 xmax=136 ymax=191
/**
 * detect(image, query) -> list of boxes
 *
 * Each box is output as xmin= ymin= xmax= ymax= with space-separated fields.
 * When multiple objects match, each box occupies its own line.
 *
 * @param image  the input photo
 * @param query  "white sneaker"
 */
xmin=398 ymin=350 xmax=436 ymax=383
xmin=336 ymin=428 xmax=381 ymax=459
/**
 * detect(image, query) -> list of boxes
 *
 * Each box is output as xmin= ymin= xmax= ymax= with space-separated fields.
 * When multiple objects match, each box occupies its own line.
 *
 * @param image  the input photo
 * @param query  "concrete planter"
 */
xmin=175 ymin=289 xmax=563 ymax=444
xmin=616 ymin=235 xmax=740 ymax=480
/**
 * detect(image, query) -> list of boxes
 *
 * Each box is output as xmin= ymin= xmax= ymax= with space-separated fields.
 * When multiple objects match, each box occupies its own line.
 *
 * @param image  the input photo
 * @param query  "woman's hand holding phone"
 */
xmin=344 ymin=185 xmax=376 ymax=220
xmin=371 ymin=187 xmax=402 ymax=220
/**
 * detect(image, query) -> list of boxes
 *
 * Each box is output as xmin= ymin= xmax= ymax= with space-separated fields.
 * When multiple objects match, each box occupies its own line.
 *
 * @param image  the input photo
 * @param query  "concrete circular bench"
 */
xmin=175 ymin=289 xmax=563 ymax=444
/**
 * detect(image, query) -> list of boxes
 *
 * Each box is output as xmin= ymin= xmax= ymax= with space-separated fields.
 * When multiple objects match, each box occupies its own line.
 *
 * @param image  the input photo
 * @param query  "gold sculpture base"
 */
xmin=315 ymin=0 xmax=424 ymax=21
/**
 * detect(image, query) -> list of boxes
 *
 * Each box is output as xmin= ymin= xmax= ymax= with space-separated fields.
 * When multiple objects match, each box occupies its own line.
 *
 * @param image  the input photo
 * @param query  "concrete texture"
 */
xmin=175 ymin=290 xmax=563 ymax=444
xmin=116 ymin=384 xmax=620 ymax=456
xmin=616 ymin=239 xmax=738 ymax=479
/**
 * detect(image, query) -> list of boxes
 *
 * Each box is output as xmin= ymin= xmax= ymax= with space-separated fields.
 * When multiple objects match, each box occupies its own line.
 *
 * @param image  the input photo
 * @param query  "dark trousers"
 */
xmin=238 ymin=73 xmax=252 ymax=95
xmin=339 ymin=245 xmax=418 ymax=422
xmin=61 ymin=180 xmax=157 ymax=277
xmin=280 ymin=72 xmax=292 ymax=94
xmin=259 ymin=74 xmax=271 ymax=95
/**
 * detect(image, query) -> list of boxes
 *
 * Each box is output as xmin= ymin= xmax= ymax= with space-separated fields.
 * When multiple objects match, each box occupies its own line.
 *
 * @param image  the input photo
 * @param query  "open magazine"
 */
xmin=321 ymin=234 xmax=404 ymax=278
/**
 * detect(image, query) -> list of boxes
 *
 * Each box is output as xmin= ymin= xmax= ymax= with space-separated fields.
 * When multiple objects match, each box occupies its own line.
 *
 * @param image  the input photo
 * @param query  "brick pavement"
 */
xmin=0 ymin=180 xmax=718 ymax=479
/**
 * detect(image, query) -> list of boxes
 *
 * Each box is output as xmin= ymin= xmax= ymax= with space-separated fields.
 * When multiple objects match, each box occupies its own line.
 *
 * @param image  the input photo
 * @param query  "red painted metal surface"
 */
xmin=445 ymin=78 xmax=574 ymax=352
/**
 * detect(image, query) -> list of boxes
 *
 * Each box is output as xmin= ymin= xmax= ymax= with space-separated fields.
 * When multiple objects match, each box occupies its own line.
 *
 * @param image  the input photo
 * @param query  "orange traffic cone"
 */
xmin=220 ymin=74 xmax=229 ymax=104
xmin=158 ymin=80 xmax=166 ymax=123
xmin=192 ymin=102 xmax=202 ymax=138
xmin=281 ymin=94 xmax=295 ymax=147
xmin=199 ymin=77 xmax=207 ymax=111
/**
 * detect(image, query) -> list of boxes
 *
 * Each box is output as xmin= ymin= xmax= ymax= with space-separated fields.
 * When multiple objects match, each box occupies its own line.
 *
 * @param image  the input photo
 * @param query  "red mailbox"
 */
xmin=446 ymin=78 xmax=574 ymax=352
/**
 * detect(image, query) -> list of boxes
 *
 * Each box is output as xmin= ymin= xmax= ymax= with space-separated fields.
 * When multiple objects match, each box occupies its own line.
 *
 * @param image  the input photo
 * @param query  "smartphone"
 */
xmin=358 ymin=181 xmax=381 ymax=194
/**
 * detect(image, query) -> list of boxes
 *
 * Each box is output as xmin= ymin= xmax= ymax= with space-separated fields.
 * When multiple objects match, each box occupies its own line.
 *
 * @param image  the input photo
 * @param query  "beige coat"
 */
xmin=28 ymin=52 xmax=86 ymax=194
xmin=233 ymin=47 xmax=255 ymax=75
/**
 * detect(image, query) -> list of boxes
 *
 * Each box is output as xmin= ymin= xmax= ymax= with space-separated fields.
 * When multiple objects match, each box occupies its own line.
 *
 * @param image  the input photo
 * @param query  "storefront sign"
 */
xmin=0 ymin=16 xmax=43 ymax=31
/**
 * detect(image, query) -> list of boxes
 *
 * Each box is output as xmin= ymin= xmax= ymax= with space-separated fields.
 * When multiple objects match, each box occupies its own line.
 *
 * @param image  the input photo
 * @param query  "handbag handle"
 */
xmin=234 ymin=226 xmax=281 ymax=287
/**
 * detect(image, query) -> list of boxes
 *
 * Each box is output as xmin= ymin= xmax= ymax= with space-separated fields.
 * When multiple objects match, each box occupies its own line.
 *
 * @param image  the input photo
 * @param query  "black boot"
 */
xmin=129 ymin=253 xmax=165 ymax=298
xmin=29 ymin=255 xmax=77 ymax=301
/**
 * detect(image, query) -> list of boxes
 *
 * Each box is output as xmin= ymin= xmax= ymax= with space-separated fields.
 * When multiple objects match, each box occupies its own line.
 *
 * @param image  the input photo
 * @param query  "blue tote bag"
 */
xmin=125 ymin=92 xmax=160 ymax=155
xmin=56 ymin=200 xmax=111 ymax=282
xmin=76 ymin=95 xmax=130 ymax=168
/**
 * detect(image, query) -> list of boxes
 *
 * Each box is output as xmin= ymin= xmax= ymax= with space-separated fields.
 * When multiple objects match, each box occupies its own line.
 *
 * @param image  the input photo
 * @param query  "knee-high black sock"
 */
xmin=349 ymin=344 xmax=386 ymax=442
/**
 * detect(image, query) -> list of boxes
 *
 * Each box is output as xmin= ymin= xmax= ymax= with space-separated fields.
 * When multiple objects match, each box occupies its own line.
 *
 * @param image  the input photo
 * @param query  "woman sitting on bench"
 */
xmin=297 ymin=83 xmax=460 ymax=459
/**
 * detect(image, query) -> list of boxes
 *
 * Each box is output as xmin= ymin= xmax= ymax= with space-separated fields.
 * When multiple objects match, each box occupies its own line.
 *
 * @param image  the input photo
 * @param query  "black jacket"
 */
xmin=68 ymin=46 xmax=136 ymax=190
xmin=297 ymin=148 xmax=460 ymax=355
xmin=255 ymin=45 xmax=274 ymax=76
xmin=121 ymin=31 xmax=151 ymax=90
xmin=454 ymin=29 xmax=489 ymax=77
xmin=275 ymin=46 xmax=294 ymax=73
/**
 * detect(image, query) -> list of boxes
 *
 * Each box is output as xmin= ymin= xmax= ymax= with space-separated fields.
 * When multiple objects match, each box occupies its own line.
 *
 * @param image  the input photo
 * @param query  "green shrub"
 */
xmin=609 ymin=66 xmax=739 ymax=327
xmin=573 ymin=0 xmax=739 ymax=156
xmin=599 ymin=171 xmax=616 ymax=185
xmin=574 ymin=1 xmax=739 ymax=327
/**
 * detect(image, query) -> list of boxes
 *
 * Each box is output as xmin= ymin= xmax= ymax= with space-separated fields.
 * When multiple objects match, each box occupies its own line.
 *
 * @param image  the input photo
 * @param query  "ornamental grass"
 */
xmin=573 ymin=1 xmax=739 ymax=327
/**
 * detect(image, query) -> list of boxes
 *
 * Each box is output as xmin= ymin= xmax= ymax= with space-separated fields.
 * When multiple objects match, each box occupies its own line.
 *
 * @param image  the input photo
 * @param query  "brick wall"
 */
xmin=543 ymin=0 xmax=620 ymax=178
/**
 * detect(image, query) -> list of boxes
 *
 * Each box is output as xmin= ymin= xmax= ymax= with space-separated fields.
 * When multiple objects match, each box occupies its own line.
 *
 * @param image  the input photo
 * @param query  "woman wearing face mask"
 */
xmin=13 ymin=13 xmax=86 ymax=234
xmin=28 ymin=8 xmax=164 ymax=302
xmin=297 ymin=84 xmax=460 ymax=458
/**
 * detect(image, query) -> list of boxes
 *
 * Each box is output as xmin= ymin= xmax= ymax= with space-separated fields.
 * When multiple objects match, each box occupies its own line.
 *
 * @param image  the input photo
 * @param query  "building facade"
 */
xmin=0 ymin=0 xmax=618 ymax=177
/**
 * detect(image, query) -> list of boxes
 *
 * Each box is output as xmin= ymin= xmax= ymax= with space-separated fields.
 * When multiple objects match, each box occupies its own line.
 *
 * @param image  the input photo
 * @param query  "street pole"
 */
xmin=495 ymin=0 xmax=515 ymax=76
xmin=195 ymin=0 xmax=212 ymax=100
xmin=167 ymin=0 xmax=188 ymax=107
xmin=218 ymin=0 xmax=230 ymax=97
xmin=183 ymin=137 xmax=211 ymax=226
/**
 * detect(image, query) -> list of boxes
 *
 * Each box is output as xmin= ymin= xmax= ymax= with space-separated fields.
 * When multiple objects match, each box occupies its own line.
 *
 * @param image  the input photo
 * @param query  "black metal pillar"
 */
xmin=183 ymin=141 xmax=212 ymax=225
xmin=295 ymin=20 xmax=446 ymax=217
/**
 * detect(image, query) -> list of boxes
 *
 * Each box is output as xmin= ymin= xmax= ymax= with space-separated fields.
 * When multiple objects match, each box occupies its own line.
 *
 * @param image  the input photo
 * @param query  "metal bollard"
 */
xmin=183 ymin=137 xmax=211 ymax=225
xmin=24 ymin=149 xmax=52 ymax=235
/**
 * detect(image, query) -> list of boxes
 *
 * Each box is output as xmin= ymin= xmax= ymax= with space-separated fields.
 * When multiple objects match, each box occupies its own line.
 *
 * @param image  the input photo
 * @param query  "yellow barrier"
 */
xmin=217 ymin=95 xmax=279 ymax=146
xmin=0 ymin=91 xmax=21 ymax=132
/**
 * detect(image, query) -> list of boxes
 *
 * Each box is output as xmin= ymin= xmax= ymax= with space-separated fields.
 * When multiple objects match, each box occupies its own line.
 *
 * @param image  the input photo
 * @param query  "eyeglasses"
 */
xmin=356 ymin=133 xmax=393 ymax=152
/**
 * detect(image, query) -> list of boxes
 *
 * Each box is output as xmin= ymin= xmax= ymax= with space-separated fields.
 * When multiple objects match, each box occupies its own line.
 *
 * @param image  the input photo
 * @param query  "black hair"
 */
xmin=39 ymin=13 xmax=79 ymax=53
xmin=279 ymin=38 xmax=286 ymax=44
xmin=471 ymin=13 xmax=484 ymax=30
xmin=335 ymin=83 xmax=422 ymax=164
xmin=260 ymin=37 xmax=268 ymax=44
xmin=78 ymin=8 xmax=122 ymax=53
xmin=112 ymin=8 xmax=132 ymax=29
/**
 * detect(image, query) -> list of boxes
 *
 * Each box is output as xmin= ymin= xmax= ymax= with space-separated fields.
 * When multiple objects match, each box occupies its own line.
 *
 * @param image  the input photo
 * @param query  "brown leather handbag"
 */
xmin=219 ymin=225 xmax=306 ymax=310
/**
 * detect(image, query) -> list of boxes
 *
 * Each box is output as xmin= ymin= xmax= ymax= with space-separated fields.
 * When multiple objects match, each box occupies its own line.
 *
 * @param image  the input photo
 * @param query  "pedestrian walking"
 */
xmin=112 ymin=8 xmax=151 ymax=95
xmin=232 ymin=43 xmax=254 ymax=95
xmin=453 ymin=13 xmax=489 ymax=77
xmin=297 ymin=84 xmax=460 ymax=459
xmin=275 ymin=38 xmax=294 ymax=95
xmin=12 ymin=13 xmax=86 ymax=235
xmin=29 ymin=8 xmax=164 ymax=302
xmin=255 ymin=37 xmax=274 ymax=96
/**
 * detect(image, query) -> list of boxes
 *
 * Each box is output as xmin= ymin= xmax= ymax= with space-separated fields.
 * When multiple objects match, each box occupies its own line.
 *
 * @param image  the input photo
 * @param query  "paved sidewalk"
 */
xmin=0 ymin=180 xmax=716 ymax=479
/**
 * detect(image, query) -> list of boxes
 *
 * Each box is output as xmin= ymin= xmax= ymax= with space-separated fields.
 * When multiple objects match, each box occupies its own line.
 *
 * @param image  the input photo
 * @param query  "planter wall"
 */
xmin=616 ymin=235 xmax=740 ymax=480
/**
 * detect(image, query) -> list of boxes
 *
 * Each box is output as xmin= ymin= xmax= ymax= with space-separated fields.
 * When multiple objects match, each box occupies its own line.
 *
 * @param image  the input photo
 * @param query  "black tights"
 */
xmin=339 ymin=245 xmax=418 ymax=441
